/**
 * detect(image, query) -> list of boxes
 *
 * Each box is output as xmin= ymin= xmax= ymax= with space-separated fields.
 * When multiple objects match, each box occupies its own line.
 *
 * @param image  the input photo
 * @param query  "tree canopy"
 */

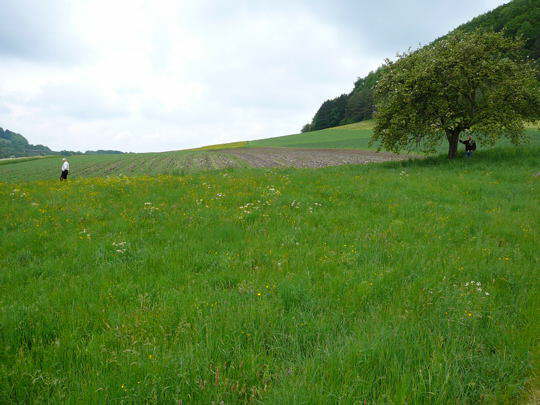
xmin=372 ymin=31 xmax=539 ymax=158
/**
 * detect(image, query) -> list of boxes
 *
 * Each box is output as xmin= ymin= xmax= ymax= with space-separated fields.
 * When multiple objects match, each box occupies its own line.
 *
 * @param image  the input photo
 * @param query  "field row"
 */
xmin=0 ymin=148 xmax=410 ymax=182
xmin=1 ymin=127 xmax=538 ymax=183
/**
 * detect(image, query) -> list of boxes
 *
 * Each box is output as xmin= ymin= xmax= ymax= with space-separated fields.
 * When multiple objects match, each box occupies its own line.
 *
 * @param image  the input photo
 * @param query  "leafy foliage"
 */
xmin=453 ymin=0 xmax=540 ymax=59
xmin=304 ymin=0 xmax=540 ymax=133
xmin=310 ymin=94 xmax=348 ymax=130
xmin=372 ymin=31 xmax=539 ymax=158
xmin=301 ymin=123 xmax=313 ymax=133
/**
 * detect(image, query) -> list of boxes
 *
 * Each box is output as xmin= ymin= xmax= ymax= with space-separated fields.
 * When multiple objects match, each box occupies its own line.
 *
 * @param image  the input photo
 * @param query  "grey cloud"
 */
xmin=184 ymin=0 xmax=508 ymax=58
xmin=0 ymin=0 xmax=83 ymax=62
xmin=310 ymin=0 xmax=510 ymax=57
xmin=31 ymin=82 xmax=131 ymax=120
xmin=0 ymin=0 xmax=509 ymax=153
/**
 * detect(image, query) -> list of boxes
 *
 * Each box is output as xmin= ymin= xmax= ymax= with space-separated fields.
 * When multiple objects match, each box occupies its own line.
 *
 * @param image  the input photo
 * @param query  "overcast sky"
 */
xmin=0 ymin=0 xmax=509 ymax=152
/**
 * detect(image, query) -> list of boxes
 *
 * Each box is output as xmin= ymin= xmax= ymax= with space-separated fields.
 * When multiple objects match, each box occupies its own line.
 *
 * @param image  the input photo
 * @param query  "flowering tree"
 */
xmin=372 ymin=31 xmax=539 ymax=159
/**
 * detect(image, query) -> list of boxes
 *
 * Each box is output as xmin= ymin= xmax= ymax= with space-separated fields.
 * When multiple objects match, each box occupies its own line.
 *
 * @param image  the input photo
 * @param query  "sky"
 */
xmin=0 ymin=0 xmax=509 ymax=153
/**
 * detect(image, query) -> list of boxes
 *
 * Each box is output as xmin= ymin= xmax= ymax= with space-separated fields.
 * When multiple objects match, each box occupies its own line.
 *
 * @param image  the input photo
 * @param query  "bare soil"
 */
xmin=222 ymin=147 xmax=415 ymax=168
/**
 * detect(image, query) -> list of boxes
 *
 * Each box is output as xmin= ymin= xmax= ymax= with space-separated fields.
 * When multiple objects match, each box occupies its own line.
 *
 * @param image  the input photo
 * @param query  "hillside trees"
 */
xmin=310 ymin=94 xmax=348 ymax=131
xmin=0 ymin=127 xmax=124 ymax=157
xmin=0 ymin=128 xmax=53 ymax=158
xmin=373 ymin=31 xmax=539 ymax=159
xmin=303 ymin=0 xmax=539 ymax=133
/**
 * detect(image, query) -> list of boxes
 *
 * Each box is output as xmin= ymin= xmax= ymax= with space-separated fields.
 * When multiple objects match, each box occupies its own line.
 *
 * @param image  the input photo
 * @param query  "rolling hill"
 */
xmin=0 ymin=121 xmax=538 ymax=182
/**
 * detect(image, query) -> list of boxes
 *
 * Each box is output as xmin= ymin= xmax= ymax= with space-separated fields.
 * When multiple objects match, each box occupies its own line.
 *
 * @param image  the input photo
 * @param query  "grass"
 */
xmin=0 ymin=156 xmax=56 ymax=167
xmin=192 ymin=141 xmax=249 ymax=151
xmin=0 ymin=145 xmax=538 ymax=402
xmin=248 ymin=121 xmax=540 ymax=153
xmin=2 ymin=126 xmax=538 ymax=183
xmin=247 ymin=124 xmax=375 ymax=150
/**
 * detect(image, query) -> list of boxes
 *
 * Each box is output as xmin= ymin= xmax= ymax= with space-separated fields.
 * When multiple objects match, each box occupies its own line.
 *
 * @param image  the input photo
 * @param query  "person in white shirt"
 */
xmin=60 ymin=158 xmax=70 ymax=181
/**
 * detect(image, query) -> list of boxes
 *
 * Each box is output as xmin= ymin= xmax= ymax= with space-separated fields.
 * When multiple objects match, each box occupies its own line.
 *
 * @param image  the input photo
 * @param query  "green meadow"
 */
xmin=249 ymin=122 xmax=540 ymax=152
xmin=247 ymin=121 xmax=377 ymax=150
xmin=1 ymin=143 xmax=538 ymax=402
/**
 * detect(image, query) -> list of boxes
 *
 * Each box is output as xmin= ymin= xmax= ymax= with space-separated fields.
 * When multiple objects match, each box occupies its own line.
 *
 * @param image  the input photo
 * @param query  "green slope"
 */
xmin=0 ymin=147 xmax=538 ymax=402
xmin=248 ymin=121 xmax=376 ymax=149
xmin=248 ymin=120 xmax=540 ymax=152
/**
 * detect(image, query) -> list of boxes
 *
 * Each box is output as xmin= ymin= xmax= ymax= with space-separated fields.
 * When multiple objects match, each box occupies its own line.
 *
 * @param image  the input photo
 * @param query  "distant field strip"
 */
xmin=0 ymin=148 xmax=412 ymax=182
xmin=1 ymin=125 xmax=538 ymax=182
xmin=224 ymin=148 xmax=411 ymax=168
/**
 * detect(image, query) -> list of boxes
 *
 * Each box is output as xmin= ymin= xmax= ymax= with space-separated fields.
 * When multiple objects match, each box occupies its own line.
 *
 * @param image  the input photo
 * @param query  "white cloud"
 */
xmin=0 ymin=0 xmax=509 ymax=152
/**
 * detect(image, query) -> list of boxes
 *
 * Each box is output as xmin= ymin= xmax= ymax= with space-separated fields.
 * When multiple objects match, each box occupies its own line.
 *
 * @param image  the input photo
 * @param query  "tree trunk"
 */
xmin=447 ymin=131 xmax=460 ymax=159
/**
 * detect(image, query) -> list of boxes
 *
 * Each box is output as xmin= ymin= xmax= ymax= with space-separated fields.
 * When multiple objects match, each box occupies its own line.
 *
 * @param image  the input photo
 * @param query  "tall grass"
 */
xmin=0 ymin=146 xmax=537 ymax=402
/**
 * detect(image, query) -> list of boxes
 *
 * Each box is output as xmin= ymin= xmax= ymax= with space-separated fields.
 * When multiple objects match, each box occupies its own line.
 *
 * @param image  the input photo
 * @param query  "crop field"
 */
xmin=0 ymin=125 xmax=538 ymax=183
xmin=0 ymin=151 xmax=242 ymax=183
xmin=0 ymin=145 xmax=538 ymax=402
xmin=0 ymin=149 xmax=410 ymax=183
